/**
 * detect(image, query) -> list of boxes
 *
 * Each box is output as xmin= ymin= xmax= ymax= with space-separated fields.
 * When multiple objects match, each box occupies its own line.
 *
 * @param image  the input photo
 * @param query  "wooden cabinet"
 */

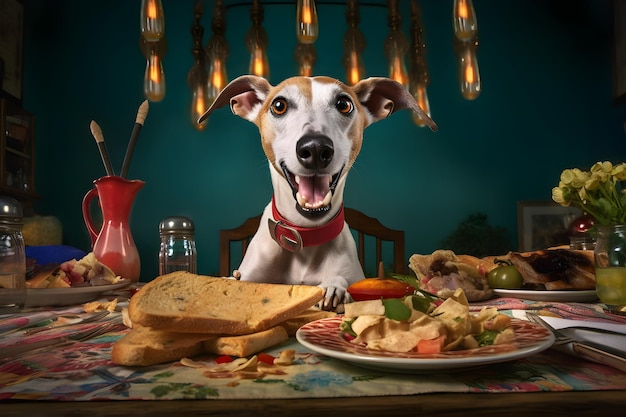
xmin=0 ymin=98 xmax=37 ymax=214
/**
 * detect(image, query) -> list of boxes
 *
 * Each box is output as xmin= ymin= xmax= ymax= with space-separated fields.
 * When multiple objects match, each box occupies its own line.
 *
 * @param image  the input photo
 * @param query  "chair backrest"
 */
xmin=218 ymin=207 xmax=406 ymax=277
xmin=344 ymin=207 xmax=406 ymax=275
xmin=218 ymin=214 xmax=261 ymax=277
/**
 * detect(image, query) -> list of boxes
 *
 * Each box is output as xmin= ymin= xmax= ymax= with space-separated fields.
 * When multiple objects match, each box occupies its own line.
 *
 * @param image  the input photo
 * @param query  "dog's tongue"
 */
xmin=296 ymin=174 xmax=331 ymax=209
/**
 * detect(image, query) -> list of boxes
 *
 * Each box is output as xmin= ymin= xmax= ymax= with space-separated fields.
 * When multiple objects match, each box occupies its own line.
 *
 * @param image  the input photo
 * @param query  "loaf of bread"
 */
xmin=128 ymin=272 xmax=325 ymax=335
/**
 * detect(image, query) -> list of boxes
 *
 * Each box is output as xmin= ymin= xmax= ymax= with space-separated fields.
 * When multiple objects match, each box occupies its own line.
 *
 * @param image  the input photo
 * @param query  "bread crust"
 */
xmin=203 ymin=326 xmax=288 ymax=357
xmin=110 ymin=325 xmax=211 ymax=366
xmin=128 ymin=272 xmax=324 ymax=335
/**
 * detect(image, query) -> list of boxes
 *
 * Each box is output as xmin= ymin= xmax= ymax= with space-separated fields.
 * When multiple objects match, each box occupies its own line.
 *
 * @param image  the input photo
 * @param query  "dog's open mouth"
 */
xmin=281 ymin=162 xmax=343 ymax=215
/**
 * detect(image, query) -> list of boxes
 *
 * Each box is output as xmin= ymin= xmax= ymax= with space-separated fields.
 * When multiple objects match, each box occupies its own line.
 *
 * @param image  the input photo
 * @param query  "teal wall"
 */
xmin=20 ymin=0 xmax=626 ymax=281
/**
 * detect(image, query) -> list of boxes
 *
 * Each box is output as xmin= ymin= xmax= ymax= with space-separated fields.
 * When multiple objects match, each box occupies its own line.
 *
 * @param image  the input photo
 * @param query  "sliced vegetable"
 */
xmin=382 ymin=298 xmax=412 ymax=321
xmin=416 ymin=335 xmax=446 ymax=354
xmin=257 ymin=353 xmax=275 ymax=365
xmin=215 ymin=355 xmax=233 ymax=364
xmin=408 ymin=294 xmax=433 ymax=313
xmin=347 ymin=278 xmax=414 ymax=301
xmin=340 ymin=318 xmax=357 ymax=337
xmin=475 ymin=329 xmax=500 ymax=346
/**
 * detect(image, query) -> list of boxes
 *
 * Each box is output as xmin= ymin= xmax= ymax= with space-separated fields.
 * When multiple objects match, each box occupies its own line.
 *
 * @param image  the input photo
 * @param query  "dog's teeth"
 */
xmin=296 ymin=192 xmax=307 ymax=207
xmin=295 ymin=175 xmax=301 ymax=185
xmin=322 ymin=191 xmax=332 ymax=206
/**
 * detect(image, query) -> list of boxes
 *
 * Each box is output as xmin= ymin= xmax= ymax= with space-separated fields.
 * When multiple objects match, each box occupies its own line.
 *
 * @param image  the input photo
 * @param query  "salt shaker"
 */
xmin=159 ymin=216 xmax=197 ymax=275
xmin=0 ymin=196 xmax=26 ymax=312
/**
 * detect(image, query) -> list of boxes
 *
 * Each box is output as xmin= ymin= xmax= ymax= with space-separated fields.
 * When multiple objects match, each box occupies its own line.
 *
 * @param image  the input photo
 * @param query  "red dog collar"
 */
xmin=268 ymin=197 xmax=345 ymax=252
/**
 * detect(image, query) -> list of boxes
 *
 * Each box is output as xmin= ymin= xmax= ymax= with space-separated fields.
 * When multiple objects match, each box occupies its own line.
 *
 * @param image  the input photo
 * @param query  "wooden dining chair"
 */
xmin=343 ymin=207 xmax=406 ymax=275
xmin=219 ymin=214 xmax=262 ymax=277
xmin=218 ymin=207 xmax=406 ymax=277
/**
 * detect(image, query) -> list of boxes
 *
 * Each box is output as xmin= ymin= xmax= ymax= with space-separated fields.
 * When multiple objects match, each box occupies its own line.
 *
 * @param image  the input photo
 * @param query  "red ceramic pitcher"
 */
xmin=82 ymin=176 xmax=145 ymax=282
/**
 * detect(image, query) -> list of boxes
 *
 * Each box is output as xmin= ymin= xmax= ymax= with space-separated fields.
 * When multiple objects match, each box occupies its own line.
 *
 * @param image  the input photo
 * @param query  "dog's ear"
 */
xmin=352 ymin=77 xmax=438 ymax=132
xmin=198 ymin=75 xmax=271 ymax=124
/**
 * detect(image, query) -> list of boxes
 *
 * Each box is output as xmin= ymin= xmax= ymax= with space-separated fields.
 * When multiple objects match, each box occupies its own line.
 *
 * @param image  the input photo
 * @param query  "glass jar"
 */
xmin=159 ymin=216 xmax=197 ymax=275
xmin=594 ymin=224 xmax=626 ymax=305
xmin=0 ymin=196 xmax=26 ymax=312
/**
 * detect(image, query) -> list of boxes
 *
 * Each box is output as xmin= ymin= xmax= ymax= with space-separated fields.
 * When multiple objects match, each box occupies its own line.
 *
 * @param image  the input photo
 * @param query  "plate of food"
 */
xmin=492 ymin=288 xmax=598 ymax=302
xmin=296 ymin=316 xmax=554 ymax=373
xmin=25 ymin=279 xmax=132 ymax=307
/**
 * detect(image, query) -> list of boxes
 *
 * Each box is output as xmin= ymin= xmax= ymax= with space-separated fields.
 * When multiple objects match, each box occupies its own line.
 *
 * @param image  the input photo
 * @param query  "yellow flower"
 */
xmin=585 ymin=176 xmax=600 ymax=191
xmin=612 ymin=163 xmax=626 ymax=181
xmin=553 ymin=161 xmax=626 ymax=226
xmin=591 ymin=161 xmax=613 ymax=174
xmin=552 ymin=187 xmax=569 ymax=205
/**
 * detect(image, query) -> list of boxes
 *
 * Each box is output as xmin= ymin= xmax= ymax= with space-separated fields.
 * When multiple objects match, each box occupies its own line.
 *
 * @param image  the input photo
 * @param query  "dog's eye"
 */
xmin=270 ymin=98 xmax=288 ymax=116
xmin=335 ymin=97 xmax=354 ymax=115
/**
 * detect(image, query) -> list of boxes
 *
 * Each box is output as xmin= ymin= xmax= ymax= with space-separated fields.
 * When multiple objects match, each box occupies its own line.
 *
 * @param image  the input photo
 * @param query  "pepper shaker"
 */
xmin=159 ymin=216 xmax=197 ymax=275
xmin=0 ymin=196 xmax=26 ymax=312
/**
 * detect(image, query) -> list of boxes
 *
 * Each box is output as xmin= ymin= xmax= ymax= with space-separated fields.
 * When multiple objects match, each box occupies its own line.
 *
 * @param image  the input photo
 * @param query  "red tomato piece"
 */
xmin=416 ymin=336 xmax=446 ymax=354
xmin=257 ymin=353 xmax=275 ymax=365
xmin=215 ymin=355 xmax=233 ymax=364
xmin=347 ymin=278 xmax=414 ymax=301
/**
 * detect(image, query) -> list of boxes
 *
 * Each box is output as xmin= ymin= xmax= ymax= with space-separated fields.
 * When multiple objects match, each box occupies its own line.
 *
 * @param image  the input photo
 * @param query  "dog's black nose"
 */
xmin=296 ymin=135 xmax=334 ymax=170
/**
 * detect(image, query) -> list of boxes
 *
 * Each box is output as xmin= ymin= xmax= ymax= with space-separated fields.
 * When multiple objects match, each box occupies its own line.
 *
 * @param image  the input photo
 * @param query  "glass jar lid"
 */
xmin=159 ymin=216 xmax=194 ymax=234
xmin=0 ymin=196 xmax=23 ymax=225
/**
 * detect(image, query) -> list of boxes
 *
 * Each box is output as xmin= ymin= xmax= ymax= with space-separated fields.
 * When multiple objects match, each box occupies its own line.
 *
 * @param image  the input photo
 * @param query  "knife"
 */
xmin=528 ymin=313 xmax=626 ymax=372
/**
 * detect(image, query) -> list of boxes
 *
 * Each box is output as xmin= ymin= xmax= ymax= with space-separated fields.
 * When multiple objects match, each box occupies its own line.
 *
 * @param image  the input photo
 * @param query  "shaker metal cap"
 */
xmin=0 ymin=196 xmax=23 ymax=224
xmin=159 ymin=216 xmax=195 ymax=234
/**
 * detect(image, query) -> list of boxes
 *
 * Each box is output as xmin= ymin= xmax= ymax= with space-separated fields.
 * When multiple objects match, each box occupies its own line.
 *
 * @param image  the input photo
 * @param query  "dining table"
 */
xmin=1 ymin=283 xmax=626 ymax=417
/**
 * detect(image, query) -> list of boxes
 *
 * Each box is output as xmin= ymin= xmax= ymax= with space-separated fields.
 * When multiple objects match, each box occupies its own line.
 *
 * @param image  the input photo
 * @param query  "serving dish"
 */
xmin=493 ymin=289 xmax=598 ymax=302
xmin=25 ymin=280 xmax=132 ymax=307
xmin=296 ymin=316 xmax=554 ymax=373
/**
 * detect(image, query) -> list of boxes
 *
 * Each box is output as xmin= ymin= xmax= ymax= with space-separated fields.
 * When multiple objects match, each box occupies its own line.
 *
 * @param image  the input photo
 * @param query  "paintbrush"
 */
xmin=90 ymin=120 xmax=115 ymax=176
xmin=120 ymin=100 xmax=149 ymax=178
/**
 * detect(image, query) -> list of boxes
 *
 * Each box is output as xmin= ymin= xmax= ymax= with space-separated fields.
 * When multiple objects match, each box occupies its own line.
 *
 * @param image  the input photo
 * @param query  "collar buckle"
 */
xmin=268 ymin=218 xmax=304 ymax=252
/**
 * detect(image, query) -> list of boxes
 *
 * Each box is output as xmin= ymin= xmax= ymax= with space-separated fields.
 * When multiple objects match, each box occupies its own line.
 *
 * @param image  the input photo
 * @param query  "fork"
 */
xmin=527 ymin=313 xmax=575 ymax=345
xmin=527 ymin=312 xmax=626 ymax=372
xmin=23 ymin=311 xmax=110 ymax=335
xmin=0 ymin=318 xmax=122 ymax=362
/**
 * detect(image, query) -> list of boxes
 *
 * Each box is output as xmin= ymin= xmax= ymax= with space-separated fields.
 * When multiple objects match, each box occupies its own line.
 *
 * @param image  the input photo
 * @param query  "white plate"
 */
xmin=25 ymin=280 xmax=132 ymax=307
xmin=493 ymin=289 xmax=598 ymax=302
xmin=296 ymin=316 xmax=555 ymax=373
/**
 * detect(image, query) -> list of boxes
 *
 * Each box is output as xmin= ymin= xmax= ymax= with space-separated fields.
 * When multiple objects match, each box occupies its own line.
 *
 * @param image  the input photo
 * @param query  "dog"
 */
xmin=199 ymin=75 xmax=437 ymax=310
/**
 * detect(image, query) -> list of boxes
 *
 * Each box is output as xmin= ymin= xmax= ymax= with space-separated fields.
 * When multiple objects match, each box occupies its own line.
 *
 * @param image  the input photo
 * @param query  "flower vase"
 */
xmin=594 ymin=224 xmax=626 ymax=305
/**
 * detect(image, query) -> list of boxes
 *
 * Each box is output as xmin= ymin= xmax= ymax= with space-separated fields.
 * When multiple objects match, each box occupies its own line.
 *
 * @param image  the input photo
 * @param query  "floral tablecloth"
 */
xmin=1 ymin=298 xmax=626 ymax=401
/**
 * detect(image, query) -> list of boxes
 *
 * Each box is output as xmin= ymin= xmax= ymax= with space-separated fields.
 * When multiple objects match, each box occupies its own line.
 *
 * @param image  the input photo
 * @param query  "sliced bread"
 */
xmin=128 ymin=272 xmax=324 ymax=334
xmin=110 ymin=325 xmax=212 ymax=366
xmin=203 ymin=326 xmax=288 ymax=357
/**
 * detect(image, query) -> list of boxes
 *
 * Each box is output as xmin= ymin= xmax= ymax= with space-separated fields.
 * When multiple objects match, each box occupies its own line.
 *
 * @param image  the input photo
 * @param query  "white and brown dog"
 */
xmin=199 ymin=75 xmax=436 ymax=310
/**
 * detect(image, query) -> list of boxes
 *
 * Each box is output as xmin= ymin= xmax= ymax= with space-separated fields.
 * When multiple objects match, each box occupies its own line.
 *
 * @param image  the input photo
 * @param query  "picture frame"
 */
xmin=517 ymin=200 xmax=583 ymax=252
xmin=0 ymin=0 xmax=24 ymax=103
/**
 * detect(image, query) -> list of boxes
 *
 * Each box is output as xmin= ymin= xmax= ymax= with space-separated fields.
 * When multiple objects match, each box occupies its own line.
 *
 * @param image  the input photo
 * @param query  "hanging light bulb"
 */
xmin=188 ymin=0 xmax=209 ymax=130
xmin=385 ymin=0 xmax=409 ymax=86
xmin=206 ymin=0 xmax=229 ymax=108
xmin=296 ymin=0 xmax=319 ymax=44
xmin=409 ymin=0 xmax=431 ymax=126
xmin=456 ymin=37 xmax=481 ymax=100
xmin=189 ymin=69 xmax=209 ymax=130
xmin=140 ymin=0 xmax=165 ymax=42
xmin=343 ymin=0 xmax=365 ymax=85
xmin=453 ymin=0 xmax=477 ymax=42
xmin=410 ymin=82 xmax=431 ymax=126
xmin=246 ymin=0 xmax=270 ymax=78
xmin=294 ymin=42 xmax=316 ymax=76
xmin=144 ymin=46 xmax=166 ymax=102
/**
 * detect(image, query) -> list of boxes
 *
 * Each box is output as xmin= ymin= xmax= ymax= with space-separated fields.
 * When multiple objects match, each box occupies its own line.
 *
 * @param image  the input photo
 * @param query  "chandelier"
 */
xmin=153 ymin=0 xmax=481 ymax=130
